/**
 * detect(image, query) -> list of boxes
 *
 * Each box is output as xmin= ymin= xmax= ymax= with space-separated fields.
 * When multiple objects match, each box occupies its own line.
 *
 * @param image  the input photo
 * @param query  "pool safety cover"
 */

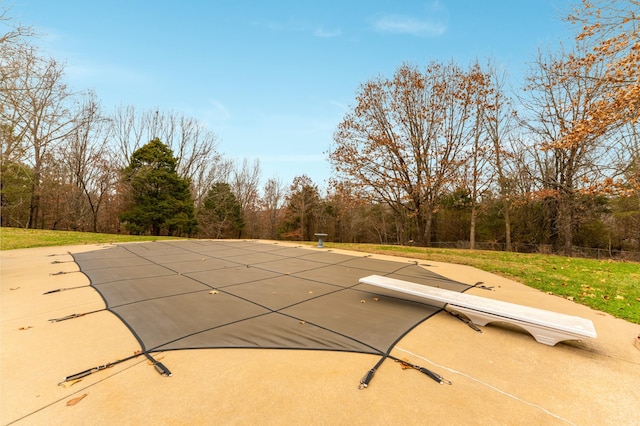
xmin=72 ymin=240 xmax=470 ymax=356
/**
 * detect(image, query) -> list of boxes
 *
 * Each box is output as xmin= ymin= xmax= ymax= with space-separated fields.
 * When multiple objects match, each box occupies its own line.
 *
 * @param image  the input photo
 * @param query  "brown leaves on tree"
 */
xmin=330 ymin=62 xmax=495 ymax=245
xmin=564 ymin=0 xmax=640 ymax=188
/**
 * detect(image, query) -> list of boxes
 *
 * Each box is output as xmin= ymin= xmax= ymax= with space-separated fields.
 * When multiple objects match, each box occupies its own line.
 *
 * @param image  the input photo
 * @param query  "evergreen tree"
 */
xmin=120 ymin=138 xmax=197 ymax=236
xmin=0 ymin=161 xmax=33 ymax=227
xmin=198 ymin=182 xmax=244 ymax=238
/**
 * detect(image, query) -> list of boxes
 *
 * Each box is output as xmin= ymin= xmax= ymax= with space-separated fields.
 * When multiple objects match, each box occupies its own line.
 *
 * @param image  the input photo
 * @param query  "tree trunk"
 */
xmin=469 ymin=206 xmax=477 ymax=250
xmin=560 ymin=196 xmax=573 ymax=256
xmin=504 ymin=202 xmax=512 ymax=252
xmin=28 ymin=174 xmax=40 ymax=229
xmin=421 ymin=208 xmax=433 ymax=247
xmin=637 ymin=196 xmax=640 ymax=251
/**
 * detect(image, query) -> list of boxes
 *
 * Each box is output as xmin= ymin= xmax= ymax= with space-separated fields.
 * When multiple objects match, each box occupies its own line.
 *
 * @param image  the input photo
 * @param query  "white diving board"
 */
xmin=359 ymin=275 xmax=597 ymax=346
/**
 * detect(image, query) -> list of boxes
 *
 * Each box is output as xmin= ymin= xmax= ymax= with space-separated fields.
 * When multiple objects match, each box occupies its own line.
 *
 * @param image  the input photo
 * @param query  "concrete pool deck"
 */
xmin=1 ymin=242 xmax=639 ymax=425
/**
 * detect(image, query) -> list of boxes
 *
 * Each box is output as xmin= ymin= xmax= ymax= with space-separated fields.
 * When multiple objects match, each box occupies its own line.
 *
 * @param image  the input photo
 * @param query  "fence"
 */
xmin=425 ymin=241 xmax=640 ymax=262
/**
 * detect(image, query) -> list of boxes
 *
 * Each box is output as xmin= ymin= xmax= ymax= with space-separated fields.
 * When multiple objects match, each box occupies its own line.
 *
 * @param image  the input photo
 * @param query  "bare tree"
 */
xmin=325 ymin=181 xmax=368 ymax=243
xmin=331 ymin=62 xmax=489 ymax=245
xmin=146 ymin=110 xmax=221 ymax=189
xmin=616 ymin=122 xmax=640 ymax=248
xmin=109 ymin=104 xmax=145 ymax=168
xmin=281 ymin=175 xmax=321 ymax=241
xmin=197 ymin=181 xmax=243 ymax=239
xmin=230 ymin=158 xmax=261 ymax=237
xmin=483 ymin=62 xmax=519 ymax=251
xmin=0 ymin=42 xmax=79 ymax=228
xmin=260 ymin=177 xmax=286 ymax=240
xmin=520 ymin=44 xmax=615 ymax=255
xmin=1 ymin=10 xmax=36 ymax=226
xmin=60 ymin=94 xmax=116 ymax=231
xmin=108 ymin=106 xmax=224 ymax=206
xmin=459 ymin=61 xmax=496 ymax=249
xmin=0 ymin=7 xmax=33 ymax=161
xmin=0 ymin=6 xmax=35 ymax=78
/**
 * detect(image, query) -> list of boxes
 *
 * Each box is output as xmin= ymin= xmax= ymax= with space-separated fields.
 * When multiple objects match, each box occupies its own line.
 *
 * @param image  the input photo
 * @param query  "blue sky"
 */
xmin=10 ymin=0 xmax=574 ymax=189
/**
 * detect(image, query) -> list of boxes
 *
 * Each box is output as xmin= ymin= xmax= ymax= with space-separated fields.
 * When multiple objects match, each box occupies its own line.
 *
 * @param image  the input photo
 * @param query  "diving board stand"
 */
xmin=359 ymin=275 xmax=597 ymax=346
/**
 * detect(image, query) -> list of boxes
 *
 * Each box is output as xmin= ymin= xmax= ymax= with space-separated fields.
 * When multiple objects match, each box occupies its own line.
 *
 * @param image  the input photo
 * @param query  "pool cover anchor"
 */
xmin=358 ymin=354 xmax=451 ymax=389
xmin=391 ymin=355 xmax=452 ymax=385
xmin=43 ymin=285 xmax=90 ymax=295
xmin=48 ymin=309 xmax=105 ymax=322
xmin=59 ymin=365 xmax=110 ymax=385
xmin=58 ymin=352 xmax=171 ymax=385
xmin=153 ymin=361 xmax=172 ymax=377
xmin=49 ymin=270 xmax=80 ymax=276
xmin=358 ymin=355 xmax=386 ymax=390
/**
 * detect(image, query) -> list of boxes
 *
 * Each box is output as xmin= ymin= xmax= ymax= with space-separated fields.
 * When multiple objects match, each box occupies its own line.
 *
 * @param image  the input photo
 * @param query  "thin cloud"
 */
xmin=66 ymin=62 xmax=146 ymax=83
xmin=203 ymin=99 xmax=231 ymax=123
xmin=314 ymin=26 xmax=342 ymax=38
xmin=328 ymin=99 xmax=348 ymax=112
xmin=258 ymin=19 xmax=341 ymax=38
xmin=374 ymin=15 xmax=446 ymax=37
xmin=372 ymin=1 xmax=448 ymax=37
xmin=264 ymin=18 xmax=307 ymax=32
xmin=261 ymin=154 xmax=325 ymax=163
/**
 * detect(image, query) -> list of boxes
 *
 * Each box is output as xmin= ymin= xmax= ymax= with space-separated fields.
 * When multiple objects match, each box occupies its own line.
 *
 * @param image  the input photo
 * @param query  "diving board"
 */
xmin=359 ymin=275 xmax=597 ymax=346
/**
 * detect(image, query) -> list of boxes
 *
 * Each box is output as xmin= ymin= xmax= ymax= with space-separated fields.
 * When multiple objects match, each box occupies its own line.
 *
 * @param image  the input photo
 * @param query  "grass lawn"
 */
xmin=313 ymin=242 xmax=640 ymax=324
xmin=0 ymin=227 xmax=180 ymax=250
xmin=2 ymin=227 xmax=638 ymax=324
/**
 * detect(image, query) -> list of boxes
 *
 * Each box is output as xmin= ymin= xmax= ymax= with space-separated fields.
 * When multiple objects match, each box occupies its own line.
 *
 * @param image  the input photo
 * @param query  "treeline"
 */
xmin=1 ymin=2 xmax=639 ymax=258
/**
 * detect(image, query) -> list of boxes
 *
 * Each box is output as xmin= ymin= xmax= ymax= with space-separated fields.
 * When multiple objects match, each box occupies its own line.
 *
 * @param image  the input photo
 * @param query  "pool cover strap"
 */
xmin=358 ymin=354 xmax=451 ymax=389
xmin=59 ymin=351 xmax=169 ymax=385
xmin=48 ymin=309 xmax=105 ymax=323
